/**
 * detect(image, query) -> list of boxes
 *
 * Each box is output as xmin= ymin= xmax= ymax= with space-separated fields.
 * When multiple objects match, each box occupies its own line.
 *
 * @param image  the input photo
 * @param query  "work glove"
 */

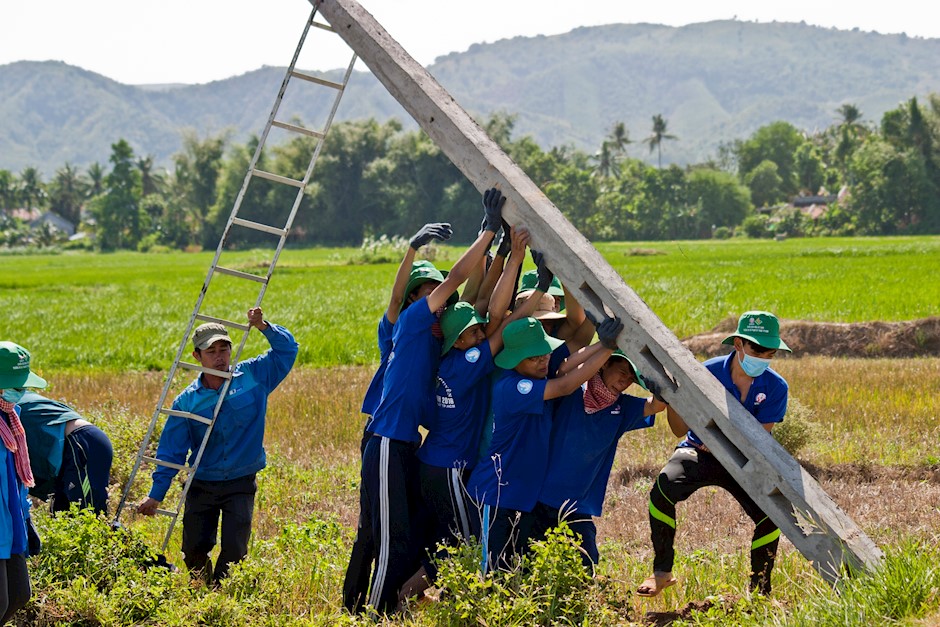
xmin=481 ymin=188 xmax=505 ymax=233
xmin=644 ymin=378 xmax=667 ymax=404
xmin=532 ymin=250 xmax=553 ymax=292
xmin=495 ymin=220 xmax=512 ymax=257
xmin=410 ymin=222 xmax=453 ymax=250
xmin=586 ymin=311 xmax=623 ymax=350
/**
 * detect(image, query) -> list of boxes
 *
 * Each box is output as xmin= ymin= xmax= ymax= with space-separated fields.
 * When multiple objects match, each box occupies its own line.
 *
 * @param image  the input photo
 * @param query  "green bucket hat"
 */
xmin=440 ymin=302 xmax=489 ymax=354
xmin=519 ymin=270 xmax=564 ymax=297
xmin=0 ymin=342 xmax=48 ymax=390
xmin=495 ymin=318 xmax=564 ymax=369
xmin=401 ymin=261 xmax=458 ymax=311
xmin=609 ymin=349 xmax=648 ymax=391
xmin=721 ymin=311 xmax=791 ymax=352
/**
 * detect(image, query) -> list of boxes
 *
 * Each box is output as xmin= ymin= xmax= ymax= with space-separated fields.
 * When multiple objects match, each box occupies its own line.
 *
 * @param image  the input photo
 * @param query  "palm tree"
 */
xmin=87 ymin=162 xmax=106 ymax=197
xmin=644 ymin=114 xmax=677 ymax=168
xmin=607 ymin=121 xmax=632 ymax=158
xmin=18 ymin=166 xmax=45 ymax=211
xmin=49 ymin=163 xmax=87 ymax=225
xmin=137 ymin=155 xmax=165 ymax=196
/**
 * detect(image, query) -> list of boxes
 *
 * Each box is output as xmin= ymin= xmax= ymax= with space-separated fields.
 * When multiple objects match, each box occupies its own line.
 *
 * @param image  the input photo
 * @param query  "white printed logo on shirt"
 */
xmin=517 ymin=379 xmax=534 ymax=395
xmin=465 ymin=347 xmax=481 ymax=363
xmin=436 ymin=376 xmax=455 ymax=409
xmin=755 ymin=392 xmax=766 ymax=405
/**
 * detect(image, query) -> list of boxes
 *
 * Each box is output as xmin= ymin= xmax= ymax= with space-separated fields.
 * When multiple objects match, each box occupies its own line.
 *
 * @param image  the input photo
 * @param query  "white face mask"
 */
xmin=1 ymin=389 xmax=25 ymax=404
xmin=738 ymin=352 xmax=771 ymax=377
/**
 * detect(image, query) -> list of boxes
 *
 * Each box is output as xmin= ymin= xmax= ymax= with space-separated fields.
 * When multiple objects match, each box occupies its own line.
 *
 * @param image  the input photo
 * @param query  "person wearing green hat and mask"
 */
xmin=638 ymin=311 xmax=791 ymax=598
xmin=532 ymin=350 xmax=667 ymax=570
xmin=353 ymin=187 xmax=506 ymax=615
xmin=0 ymin=342 xmax=45 ymax=624
xmin=344 ymin=223 xmax=453 ymax=613
xmin=465 ymin=311 xmax=624 ymax=573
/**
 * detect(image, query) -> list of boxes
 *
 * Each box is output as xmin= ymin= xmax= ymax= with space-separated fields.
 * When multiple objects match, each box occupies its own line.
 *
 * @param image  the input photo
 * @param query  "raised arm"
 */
xmin=472 ymin=222 xmax=513 ymax=313
xmin=426 ymin=188 xmax=503 ymax=313
xmin=544 ymin=316 xmax=622 ymax=400
xmin=387 ymin=222 xmax=453 ymax=324
xmin=485 ymin=227 xmax=531 ymax=353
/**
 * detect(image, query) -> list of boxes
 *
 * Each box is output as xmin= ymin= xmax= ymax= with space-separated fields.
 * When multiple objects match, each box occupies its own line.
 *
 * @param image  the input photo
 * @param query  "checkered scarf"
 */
xmin=582 ymin=373 xmax=619 ymax=415
xmin=431 ymin=305 xmax=445 ymax=340
xmin=0 ymin=400 xmax=35 ymax=488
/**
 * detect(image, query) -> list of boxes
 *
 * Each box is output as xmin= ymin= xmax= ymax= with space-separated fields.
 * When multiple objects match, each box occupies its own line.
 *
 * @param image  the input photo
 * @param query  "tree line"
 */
xmin=2 ymin=93 xmax=939 ymax=251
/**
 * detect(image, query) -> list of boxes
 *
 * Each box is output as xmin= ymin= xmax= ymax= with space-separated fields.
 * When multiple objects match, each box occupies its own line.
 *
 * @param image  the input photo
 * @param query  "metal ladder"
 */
xmin=114 ymin=6 xmax=358 ymax=551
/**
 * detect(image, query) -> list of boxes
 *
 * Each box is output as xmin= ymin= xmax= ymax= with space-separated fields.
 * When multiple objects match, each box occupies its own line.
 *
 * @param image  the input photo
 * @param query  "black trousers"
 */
xmin=531 ymin=503 xmax=599 ymax=569
xmin=0 ymin=554 xmax=30 ymax=625
xmin=342 ymin=428 xmax=375 ymax=613
xmin=471 ymin=504 xmax=536 ymax=573
xmin=181 ymin=473 xmax=257 ymax=582
xmin=53 ymin=424 xmax=113 ymax=516
xmin=356 ymin=435 xmax=422 ymax=614
xmin=418 ymin=462 xmax=474 ymax=581
xmin=648 ymin=446 xmax=779 ymax=594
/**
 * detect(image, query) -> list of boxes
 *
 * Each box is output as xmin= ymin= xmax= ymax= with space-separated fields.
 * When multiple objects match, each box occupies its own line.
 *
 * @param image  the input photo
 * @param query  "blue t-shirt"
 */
xmin=360 ymin=314 xmax=394 ymax=417
xmin=465 ymin=369 xmax=552 ymax=512
xmin=367 ymin=296 xmax=441 ymax=443
xmin=682 ymin=352 xmax=789 ymax=448
xmin=538 ymin=386 xmax=652 ymax=517
xmin=418 ymin=341 xmax=496 ymax=470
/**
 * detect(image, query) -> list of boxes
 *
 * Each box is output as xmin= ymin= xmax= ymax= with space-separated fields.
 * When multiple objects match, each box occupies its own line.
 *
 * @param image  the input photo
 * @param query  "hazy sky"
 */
xmin=1 ymin=0 xmax=936 ymax=85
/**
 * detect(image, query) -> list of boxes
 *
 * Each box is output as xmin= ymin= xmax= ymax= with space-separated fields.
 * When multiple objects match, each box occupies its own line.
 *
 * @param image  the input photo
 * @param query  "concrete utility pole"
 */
xmin=310 ymin=0 xmax=883 ymax=583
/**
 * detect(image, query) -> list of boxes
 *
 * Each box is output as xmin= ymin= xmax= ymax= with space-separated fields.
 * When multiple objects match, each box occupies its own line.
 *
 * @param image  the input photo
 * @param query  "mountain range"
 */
xmin=2 ymin=19 xmax=940 ymax=175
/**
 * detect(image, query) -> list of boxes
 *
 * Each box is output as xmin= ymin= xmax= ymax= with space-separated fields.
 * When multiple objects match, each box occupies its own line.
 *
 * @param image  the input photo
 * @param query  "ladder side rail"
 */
xmin=310 ymin=0 xmax=884 ymax=583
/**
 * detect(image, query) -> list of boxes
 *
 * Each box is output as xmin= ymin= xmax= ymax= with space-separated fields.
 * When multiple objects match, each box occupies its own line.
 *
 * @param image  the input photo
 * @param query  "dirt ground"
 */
xmin=682 ymin=316 xmax=940 ymax=359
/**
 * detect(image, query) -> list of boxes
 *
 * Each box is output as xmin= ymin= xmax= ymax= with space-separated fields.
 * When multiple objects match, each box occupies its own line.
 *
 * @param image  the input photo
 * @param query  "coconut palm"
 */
xmin=644 ymin=114 xmax=677 ymax=168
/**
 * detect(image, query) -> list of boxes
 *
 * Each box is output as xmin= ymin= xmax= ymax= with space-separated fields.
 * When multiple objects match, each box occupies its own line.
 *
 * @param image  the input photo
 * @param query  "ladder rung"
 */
xmin=289 ymin=70 xmax=344 ymax=91
xmin=159 ymin=408 xmax=212 ymax=426
xmin=143 ymin=456 xmax=189 ymax=472
xmin=252 ymin=168 xmax=305 ymax=188
xmin=178 ymin=361 xmax=234 ymax=379
xmin=194 ymin=314 xmax=251 ymax=333
xmin=214 ymin=266 xmax=269 ymax=284
xmin=232 ymin=216 xmax=288 ymax=237
xmin=271 ymin=120 xmax=325 ymax=140
xmin=154 ymin=508 xmax=179 ymax=518
xmin=311 ymin=20 xmax=335 ymax=33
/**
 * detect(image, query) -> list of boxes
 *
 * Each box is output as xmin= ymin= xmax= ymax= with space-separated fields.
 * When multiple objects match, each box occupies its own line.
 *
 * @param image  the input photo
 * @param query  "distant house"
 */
xmin=29 ymin=212 xmax=76 ymax=237
xmin=9 ymin=208 xmax=42 ymax=222
xmin=788 ymin=186 xmax=849 ymax=221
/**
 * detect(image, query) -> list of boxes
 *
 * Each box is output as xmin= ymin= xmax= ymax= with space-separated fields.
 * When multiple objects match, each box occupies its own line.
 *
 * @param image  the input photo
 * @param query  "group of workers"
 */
xmin=0 ymin=186 xmax=792 ymax=622
xmin=339 ymin=187 xmax=792 ymax=615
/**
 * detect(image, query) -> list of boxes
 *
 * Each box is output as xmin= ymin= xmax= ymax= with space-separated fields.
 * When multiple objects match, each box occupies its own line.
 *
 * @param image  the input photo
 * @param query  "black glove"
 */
xmin=644 ymin=378 xmax=667 ymax=403
xmin=531 ymin=250 xmax=553 ymax=292
xmin=495 ymin=220 xmax=512 ymax=257
xmin=481 ymin=188 xmax=505 ymax=233
xmin=586 ymin=311 xmax=623 ymax=350
xmin=410 ymin=222 xmax=453 ymax=250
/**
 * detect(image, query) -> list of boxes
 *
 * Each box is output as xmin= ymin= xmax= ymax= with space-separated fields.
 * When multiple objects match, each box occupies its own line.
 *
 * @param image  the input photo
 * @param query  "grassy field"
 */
xmin=7 ymin=235 xmax=940 ymax=625
xmin=4 ymin=235 xmax=939 ymax=372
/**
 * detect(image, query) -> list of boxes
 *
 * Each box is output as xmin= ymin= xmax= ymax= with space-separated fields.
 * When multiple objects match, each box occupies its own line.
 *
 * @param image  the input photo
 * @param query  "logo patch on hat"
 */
xmin=517 ymin=379 xmax=534 ymax=395
xmin=465 ymin=347 xmax=481 ymax=363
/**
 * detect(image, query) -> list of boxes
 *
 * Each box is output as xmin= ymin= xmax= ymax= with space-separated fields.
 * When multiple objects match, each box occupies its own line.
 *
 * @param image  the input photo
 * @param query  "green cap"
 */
xmin=401 ymin=261 xmax=458 ymax=311
xmin=520 ymin=270 xmax=564 ymax=297
xmin=495 ymin=318 xmax=564 ymax=369
xmin=721 ymin=311 xmax=791 ymax=352
xmin=610 ymin=349 xmax=648 ymax=391
xmin=440 ymin=302 xmax=489 ymax=354
xmin=0 ymin=342 xmax=47 ymax=390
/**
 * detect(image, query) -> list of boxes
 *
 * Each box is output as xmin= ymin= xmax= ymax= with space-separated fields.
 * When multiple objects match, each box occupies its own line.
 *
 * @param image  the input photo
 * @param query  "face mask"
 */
xmin=0 ymin=389 xmax=25 ymax=404
xmin=738 ymin=352 xmax=771 ymax=378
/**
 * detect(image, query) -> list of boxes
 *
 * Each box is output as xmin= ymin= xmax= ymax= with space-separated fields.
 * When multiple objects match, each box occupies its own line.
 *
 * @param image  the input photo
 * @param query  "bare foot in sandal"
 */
xmin=636 ymin=572 xmax=678 ymax=597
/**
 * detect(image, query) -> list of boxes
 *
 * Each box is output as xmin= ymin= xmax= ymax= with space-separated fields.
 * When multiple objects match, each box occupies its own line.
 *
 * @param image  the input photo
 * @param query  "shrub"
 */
xmin=775 ymin=396 xmax=818 ymax=456
xmin=713 ymin=226 xmax=733 ymax=239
